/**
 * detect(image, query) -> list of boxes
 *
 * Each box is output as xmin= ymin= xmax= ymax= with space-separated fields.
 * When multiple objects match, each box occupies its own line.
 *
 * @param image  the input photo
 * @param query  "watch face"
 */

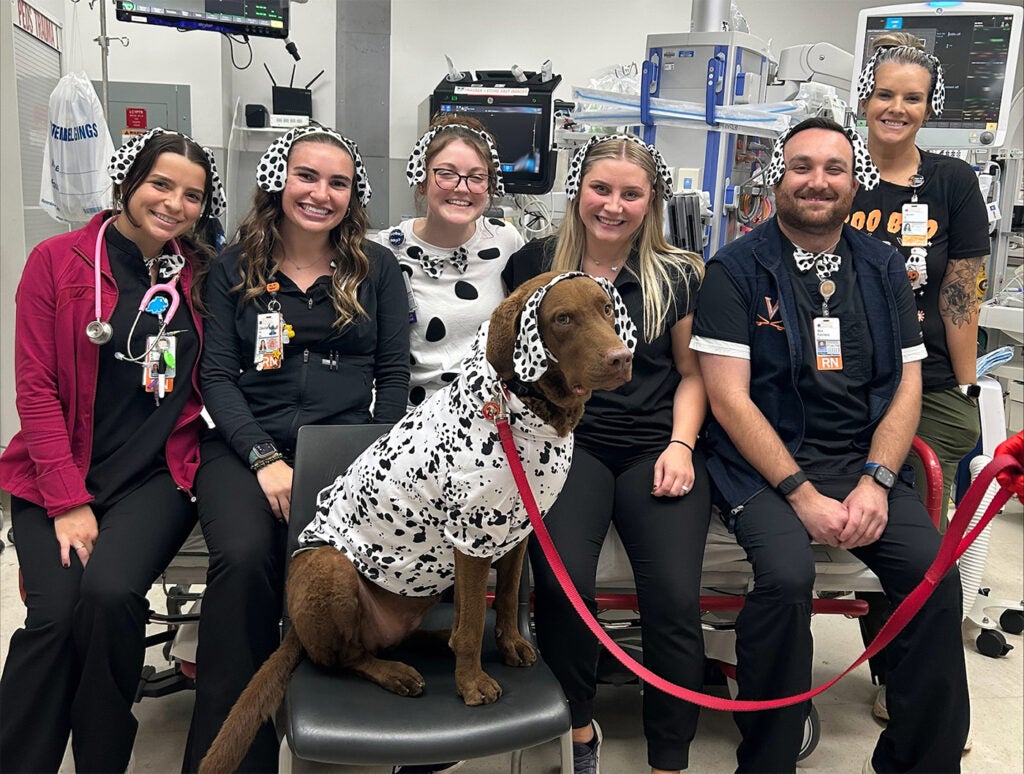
xmin=876 ymin=466 xmax=897 ymax=488
xmin=252 ymin=442 xmax=277 ymax=458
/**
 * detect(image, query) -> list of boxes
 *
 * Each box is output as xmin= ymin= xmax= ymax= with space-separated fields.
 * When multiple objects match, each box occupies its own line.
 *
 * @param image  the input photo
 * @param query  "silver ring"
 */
xmin=73 ymin=543 xmax=86 ymax=550
xmin=680 ymin=485 xmax=689 ymax=492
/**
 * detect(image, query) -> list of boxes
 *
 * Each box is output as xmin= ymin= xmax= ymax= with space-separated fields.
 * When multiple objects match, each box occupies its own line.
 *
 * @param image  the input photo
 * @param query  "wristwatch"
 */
xmin=959 ymin=383 xmax=981 ymax=399
xmin=862 ymin=462 xmax=897 ymax=490
xmin=248 ymin=441 xmax=279 ymax=467
xmin=776 ymin=470 xmax=809 ymax=497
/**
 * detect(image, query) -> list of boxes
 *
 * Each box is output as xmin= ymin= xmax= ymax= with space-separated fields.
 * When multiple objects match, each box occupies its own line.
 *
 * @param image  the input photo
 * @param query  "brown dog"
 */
xmin=199 ymin=272 xmax=633 ymax=773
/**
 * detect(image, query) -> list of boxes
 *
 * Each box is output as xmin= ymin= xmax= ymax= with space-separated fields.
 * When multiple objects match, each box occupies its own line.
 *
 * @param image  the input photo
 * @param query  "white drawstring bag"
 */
xmin=39 ymin=71 xmax=115 ymax=223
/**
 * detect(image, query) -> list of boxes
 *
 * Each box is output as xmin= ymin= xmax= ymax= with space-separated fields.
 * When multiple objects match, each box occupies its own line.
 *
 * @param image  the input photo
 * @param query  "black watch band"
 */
xmin=776 ymin=470 xmax=808 ymax=497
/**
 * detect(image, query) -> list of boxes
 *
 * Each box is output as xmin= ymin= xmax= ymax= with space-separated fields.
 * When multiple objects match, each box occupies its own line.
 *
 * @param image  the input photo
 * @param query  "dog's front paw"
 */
xmin=456 ymin=670 xmax=503 ymax=705
xmin=373 ymin=660 xmax=426 ymax=697
xmin=497 ymin=632 xmax=537 ymax=667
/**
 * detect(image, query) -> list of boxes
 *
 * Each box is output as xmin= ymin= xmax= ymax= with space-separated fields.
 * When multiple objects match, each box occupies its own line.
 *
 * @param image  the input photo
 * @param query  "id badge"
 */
xmin=402 ymin=270 xmax=418 ymax=324
xmin=143 ymin=335 xmax=176 ymax=397
xmin=813 ymin=317 xmax=843 ymax=371
xmin=901 ymin=203 xmax=929 ymax=247
xmin=255 ymin=312 xmax=284 ymax=371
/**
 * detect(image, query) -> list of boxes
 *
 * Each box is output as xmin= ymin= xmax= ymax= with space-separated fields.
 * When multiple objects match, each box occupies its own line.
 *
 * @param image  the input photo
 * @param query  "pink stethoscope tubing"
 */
xmin=92 ymin=215 xmax=183 ymax=326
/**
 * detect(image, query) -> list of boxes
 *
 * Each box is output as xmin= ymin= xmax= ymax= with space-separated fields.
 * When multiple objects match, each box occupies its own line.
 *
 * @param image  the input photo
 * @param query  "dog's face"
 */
xmin=487 ymin=272 xmax=633 ymax=433
xmin=535 ymin=276 xmax=633 ymax=398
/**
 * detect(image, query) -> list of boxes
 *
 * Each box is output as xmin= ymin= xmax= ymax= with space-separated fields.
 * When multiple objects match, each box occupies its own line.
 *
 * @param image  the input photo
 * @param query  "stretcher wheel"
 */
xmin=6 ymin=528 xmax=13 ymax=544
xmin=976 ymin=628 xmax=1013 ymax=658
xmin=999 ymin=608 xmax=1024 ymax=636
xmin=797 ymin=703 xmax=820 ymax=761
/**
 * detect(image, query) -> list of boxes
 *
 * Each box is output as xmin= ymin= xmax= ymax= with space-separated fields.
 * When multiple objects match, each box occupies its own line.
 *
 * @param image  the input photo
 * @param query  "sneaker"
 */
xmin=872 ymin=685 xmax=889 ymax=722
xmin=572 ymin=720 xmax=603 ymax=774
xmin=392 ymin=763 xmax=465 ymax=773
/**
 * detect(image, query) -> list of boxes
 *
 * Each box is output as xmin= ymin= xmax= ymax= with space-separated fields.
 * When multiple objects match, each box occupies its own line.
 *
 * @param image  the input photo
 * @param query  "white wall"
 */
xmin=389 ymin=0 xmax=694 ymax=156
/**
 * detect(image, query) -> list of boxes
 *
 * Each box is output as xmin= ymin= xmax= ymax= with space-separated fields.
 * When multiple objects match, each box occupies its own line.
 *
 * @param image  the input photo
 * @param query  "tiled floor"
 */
xmin=1 ymin=497 xmax=1021 ymax=773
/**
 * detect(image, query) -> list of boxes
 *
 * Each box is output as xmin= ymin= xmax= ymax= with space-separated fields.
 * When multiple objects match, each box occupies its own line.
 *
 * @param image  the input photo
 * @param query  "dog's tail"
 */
xmin=199 ymin=627 xmax=305 ymax=774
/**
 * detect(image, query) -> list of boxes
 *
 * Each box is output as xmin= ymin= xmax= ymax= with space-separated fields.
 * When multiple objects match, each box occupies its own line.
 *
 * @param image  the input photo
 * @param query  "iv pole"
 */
xmin=78 ymin=0 xmax=129 ymax=119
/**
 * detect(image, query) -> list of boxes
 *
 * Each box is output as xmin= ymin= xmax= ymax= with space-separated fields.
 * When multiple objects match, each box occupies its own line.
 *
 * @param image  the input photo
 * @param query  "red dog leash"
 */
xmin=496 ymin=416 xmax=1023 ymax=711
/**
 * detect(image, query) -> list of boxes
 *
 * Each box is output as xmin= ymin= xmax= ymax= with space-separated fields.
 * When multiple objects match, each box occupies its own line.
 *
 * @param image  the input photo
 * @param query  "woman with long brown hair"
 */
xmin=0 ymin=128 xmax=222 ymax=772
xmin=182 ymin=125 xmax=409 ymax=772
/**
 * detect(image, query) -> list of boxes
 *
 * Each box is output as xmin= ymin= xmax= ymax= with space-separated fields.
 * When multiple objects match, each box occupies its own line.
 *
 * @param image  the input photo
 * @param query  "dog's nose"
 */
xmin=604 ymin=347 xmax=633 ymax=370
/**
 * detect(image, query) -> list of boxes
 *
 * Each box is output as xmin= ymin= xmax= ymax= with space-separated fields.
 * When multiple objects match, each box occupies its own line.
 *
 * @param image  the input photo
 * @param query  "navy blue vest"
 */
xmin=702 ymin=219 xmax=913 ymax=516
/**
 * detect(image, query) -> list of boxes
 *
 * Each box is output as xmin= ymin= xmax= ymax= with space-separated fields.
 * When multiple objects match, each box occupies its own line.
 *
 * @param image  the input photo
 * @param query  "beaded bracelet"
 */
xmin=669 ymin=439 xmax=695 ymax=453
xmin=251 ymin=453 xmax=284 ymax=472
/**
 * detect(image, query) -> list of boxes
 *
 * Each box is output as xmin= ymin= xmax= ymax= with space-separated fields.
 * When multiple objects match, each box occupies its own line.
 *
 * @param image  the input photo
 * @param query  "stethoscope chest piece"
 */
xmin=86 ymin=319 xmax=114 ymax=345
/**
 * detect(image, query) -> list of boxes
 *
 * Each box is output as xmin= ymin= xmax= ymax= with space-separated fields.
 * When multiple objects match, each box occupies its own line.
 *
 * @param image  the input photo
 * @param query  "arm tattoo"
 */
xmin=939 ymin=257 xmax=983 ymax=328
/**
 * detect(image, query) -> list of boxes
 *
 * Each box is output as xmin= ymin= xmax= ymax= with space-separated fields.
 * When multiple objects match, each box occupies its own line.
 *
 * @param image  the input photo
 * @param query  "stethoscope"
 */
xmin=86 ymin=215 xmax=182 ymax=348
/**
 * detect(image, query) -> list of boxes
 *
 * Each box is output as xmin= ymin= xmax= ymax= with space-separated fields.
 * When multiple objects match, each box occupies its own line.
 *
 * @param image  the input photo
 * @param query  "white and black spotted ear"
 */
xmin=512 ymin=276 xmax=564 ymax=382
xmin=406 ymin=124 xmax=505 ymax=196
xmin=763 ymin=124 xmax=879 ymax=191
xmin=256 ymin=125 xmax=373 ymax=207
xmin=590 ymin=275 xmax=637 ymax=353
xmin=564 ymin=134 xmax=674 ymax=202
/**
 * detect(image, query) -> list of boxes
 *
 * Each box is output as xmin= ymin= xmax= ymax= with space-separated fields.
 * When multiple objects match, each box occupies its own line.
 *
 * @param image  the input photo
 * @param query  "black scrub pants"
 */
xmin=731 ymin=472 xmax=968 ymax=774
xmin=0 ymin=474 xmax=195 ymax=773
xmin=182 ymin=436 xmax=288 ymax=773
xmin=528 ymin=446 xmax=712 ymax=771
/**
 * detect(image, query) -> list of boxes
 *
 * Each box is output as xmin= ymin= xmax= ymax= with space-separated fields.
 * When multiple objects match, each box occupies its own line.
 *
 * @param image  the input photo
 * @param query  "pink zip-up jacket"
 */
xmin=0 ymin=211 xmax=205 ymax=516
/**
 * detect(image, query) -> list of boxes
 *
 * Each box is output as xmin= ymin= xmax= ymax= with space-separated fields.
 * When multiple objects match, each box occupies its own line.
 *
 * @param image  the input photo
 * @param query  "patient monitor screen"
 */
xmin=437 ymin=103 xmax=547 ymax=181
xmin=853 ymin=6 xmax=1021 ymax=147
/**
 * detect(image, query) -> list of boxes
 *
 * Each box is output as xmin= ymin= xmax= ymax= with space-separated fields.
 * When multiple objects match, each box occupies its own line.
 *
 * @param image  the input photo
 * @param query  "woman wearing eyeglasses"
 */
xmin=374 ymin=114 xmax=524 ymax=408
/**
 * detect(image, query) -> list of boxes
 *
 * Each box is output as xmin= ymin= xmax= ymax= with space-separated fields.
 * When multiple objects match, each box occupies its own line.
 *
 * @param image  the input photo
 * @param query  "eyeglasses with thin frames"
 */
xmin=431 ymin=168 xmax=491 ymax=195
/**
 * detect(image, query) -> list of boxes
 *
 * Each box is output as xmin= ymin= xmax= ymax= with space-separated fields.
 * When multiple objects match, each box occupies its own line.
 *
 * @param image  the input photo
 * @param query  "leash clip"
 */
xmin=482 ymin=384 xmax=511 ymax=423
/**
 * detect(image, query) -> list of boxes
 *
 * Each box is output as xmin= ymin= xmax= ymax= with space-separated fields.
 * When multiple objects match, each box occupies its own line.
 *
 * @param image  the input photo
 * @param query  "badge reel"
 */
xmin=255 ymin=282 xmax=292 ymax=371
xmin=814 ymin=276 xmax=843 ymax=372
xmin=138 ymin=288 xmax=180 ymax=401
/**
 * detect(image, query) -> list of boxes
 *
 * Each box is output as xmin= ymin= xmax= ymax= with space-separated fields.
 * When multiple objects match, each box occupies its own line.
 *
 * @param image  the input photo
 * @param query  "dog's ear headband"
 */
xmin=256 ymin=125 xmax=372 ymax=207
xmin=762 ymin=124 xmax=880 ymax=191
xmin=512 ymin=271 xmax=638 ymax=383
xmin=856 ymin=45 xmax=945 ymax=117
xmin=406 ymin=123 xmax=505 ymax=197
xmin=564 ymin=134 xmax=674 ymax=202
xmin=108 ymin=127 xmax=226 ymax=219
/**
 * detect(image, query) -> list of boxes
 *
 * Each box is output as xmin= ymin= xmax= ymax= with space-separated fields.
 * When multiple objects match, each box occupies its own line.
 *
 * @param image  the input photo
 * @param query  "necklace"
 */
xmin=280 ymin=252 xmax=334 ymax=272
xmin=585 ymin=255 xmax=624 ymax=273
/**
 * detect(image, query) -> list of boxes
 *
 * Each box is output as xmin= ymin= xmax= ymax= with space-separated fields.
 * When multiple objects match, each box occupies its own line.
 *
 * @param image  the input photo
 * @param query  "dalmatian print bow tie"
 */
xmin=420 ymin=246 xmax=469 ymax=279
xmin=793 ymin=246 xmax=842 ymax=278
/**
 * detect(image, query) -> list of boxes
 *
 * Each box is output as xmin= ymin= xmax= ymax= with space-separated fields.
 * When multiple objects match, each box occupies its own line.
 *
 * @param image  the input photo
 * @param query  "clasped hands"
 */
xmin=789 ymin=480 xmax=889 ymax=550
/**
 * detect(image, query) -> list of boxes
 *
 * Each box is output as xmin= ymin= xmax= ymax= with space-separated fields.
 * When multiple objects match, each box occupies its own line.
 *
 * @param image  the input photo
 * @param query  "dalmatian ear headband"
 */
xmin=256 ymin=125 xmax=372 ymax=207
xmin=512 ymin=271 xmax=638 ymax=383
xmin=564 ymin=134 xmax=674 ymax=202
xmin=406 ymin=123 xmax=506 ymax=197
xmin=108 ymin=127 xmax=226 ymax=219
xmin=856 ymin=45 xmax=945 ymax=117
xmin=762 ymin=124 xmax=881 ymax=191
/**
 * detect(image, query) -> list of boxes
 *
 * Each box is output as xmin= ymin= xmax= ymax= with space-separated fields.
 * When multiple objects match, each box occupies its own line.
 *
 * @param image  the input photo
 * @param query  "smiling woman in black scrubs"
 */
xmin=183 ymin=125 xmax=409 ymax=773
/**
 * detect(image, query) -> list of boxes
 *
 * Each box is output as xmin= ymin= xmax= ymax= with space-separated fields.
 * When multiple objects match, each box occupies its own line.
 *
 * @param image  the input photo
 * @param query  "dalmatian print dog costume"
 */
xmin=299 ymin=272 xmax=636 ymax=597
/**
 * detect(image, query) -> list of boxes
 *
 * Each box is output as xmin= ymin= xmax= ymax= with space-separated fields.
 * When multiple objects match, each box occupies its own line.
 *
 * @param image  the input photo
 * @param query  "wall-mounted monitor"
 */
xmin=430 ymin=71 xmax=562 ymax=195
xmin=115 ymin=1 xmax=289 ymax=39
xmin=852 ymin=2 xmax=1022 ymax=148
